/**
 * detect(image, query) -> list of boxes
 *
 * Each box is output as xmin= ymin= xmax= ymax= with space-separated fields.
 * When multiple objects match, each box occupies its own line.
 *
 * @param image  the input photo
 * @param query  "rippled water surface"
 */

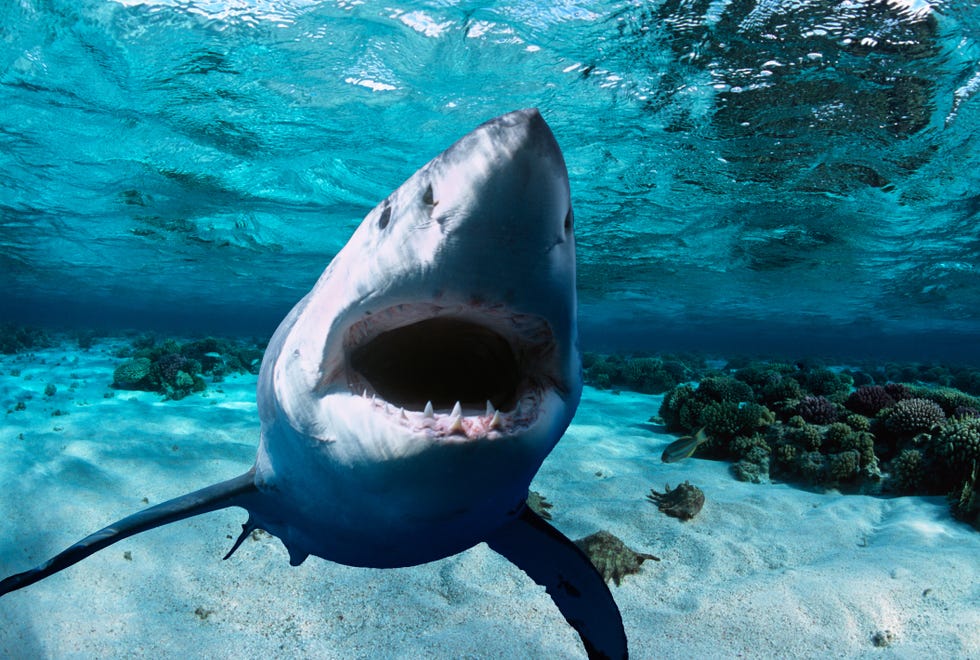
xmin=3 ymin=0 xmax=980 ymax=360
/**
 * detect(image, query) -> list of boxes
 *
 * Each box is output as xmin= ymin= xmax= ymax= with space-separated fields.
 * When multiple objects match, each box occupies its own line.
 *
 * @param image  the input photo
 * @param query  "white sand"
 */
xmin=1 ymin=339 xmax=978 ymax=659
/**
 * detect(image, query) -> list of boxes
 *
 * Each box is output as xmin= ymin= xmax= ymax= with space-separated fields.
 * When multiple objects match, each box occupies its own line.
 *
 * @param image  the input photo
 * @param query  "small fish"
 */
xmin=661 ymin=427 xmax=709 ymax=463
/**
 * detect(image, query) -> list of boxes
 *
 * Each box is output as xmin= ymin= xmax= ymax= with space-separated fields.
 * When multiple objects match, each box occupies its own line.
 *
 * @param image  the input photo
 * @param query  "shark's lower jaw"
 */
xmin=333 ymin=302 xmax=563 ymax=440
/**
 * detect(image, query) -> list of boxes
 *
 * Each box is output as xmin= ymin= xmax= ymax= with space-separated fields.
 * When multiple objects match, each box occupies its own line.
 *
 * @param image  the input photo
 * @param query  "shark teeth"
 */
xmin=447 ymin=414 xmax=464 ymax=434
xmin=356 ymin=387 xmax=538 ymax=439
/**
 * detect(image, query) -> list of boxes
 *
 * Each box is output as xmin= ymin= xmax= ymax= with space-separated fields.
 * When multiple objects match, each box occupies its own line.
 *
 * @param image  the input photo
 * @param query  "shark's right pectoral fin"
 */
xmin=485 ymin=506 xmax=628 ymax=660
xmin=0 ymin=468 xmax=259 ymax=597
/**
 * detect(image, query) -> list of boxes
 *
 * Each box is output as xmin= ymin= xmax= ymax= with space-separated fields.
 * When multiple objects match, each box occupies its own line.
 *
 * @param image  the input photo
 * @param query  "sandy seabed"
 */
xmin=0 ymin=339 xmax=977 ymax=659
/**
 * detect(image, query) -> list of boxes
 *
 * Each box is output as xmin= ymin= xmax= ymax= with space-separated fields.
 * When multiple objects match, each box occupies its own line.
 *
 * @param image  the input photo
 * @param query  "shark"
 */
xmin=0 ymin=109 xmax=628 ymax=659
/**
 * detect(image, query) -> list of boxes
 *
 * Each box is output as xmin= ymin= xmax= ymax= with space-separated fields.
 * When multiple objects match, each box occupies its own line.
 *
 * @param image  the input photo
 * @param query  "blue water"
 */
xmin=3 ymin=0 xmax=980 ymax=362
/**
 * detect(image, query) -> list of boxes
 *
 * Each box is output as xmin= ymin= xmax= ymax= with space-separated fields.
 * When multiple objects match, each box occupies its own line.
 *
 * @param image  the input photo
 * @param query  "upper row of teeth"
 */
xmin=362 ymin=390 xmax=507 ymax=431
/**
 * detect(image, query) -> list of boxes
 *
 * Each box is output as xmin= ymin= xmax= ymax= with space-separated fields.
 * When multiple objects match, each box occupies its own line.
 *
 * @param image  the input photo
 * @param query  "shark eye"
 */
xmin=422 ymin=184 xmax=435 ymax=206
xmin=378 ymin=205 xmax=392 ymax=230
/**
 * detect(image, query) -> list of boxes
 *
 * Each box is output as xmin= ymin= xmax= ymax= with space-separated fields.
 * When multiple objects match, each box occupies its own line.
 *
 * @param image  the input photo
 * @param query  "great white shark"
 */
xmin=0 ymin=109 xmax=628 ymax=658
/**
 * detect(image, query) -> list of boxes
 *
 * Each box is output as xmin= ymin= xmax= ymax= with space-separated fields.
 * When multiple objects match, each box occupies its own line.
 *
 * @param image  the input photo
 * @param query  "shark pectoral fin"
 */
xmin=485 ymin=507 xmax=628 ymax=660
xmin=0 ymin=468 xmax=259 ymax=597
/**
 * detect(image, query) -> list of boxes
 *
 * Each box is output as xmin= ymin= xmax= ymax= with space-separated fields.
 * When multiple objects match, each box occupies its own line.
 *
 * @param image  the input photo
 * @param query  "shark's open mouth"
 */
xmin=338 ymin=303 xmax=561 ymax=439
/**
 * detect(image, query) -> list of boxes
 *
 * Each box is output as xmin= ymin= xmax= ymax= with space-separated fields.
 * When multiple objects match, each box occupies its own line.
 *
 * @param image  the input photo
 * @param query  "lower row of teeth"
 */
xmin=363 ymin=391 xmax=512 ymax=433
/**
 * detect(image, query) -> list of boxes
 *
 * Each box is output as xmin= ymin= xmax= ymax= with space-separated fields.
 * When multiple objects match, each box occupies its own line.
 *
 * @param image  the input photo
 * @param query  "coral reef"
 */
xmin=113 ymin=358 xmax=152 ymax=389
xmin=573 ymin=530 xmax=659 ymax=586
xmin=583 ymin=352 xmax=707 ymax=394
xmin=950 ymin=475 xmax=979 ymax=530
xmin=882 ymin=398 xmax=946 ymax=436
xmin=800 ymin=368 xmax=853 ymax=402
xmin=657 ymin=375 xmax=771 ymax=456
xmin=912 ymin=387 xmax=980 ymax=417
xmin=111 ymin=336 xmax=265 ymax=400
xmin=889 ymin=449 xmax=926 ymax=494
xmin=796 ymin=395 xmax=840 ymax=424
xmin=0 ymin=324 xmax=52 ymax=354
xmin=647 ymin=482 xmax=705 ymax=520
xmin=655 ymin=356 xmax=980 ymax=527
xmin=845 ymin=385 xmax=895 ymax=416
xmin=932 ymin=417 xmax=980 ymax=480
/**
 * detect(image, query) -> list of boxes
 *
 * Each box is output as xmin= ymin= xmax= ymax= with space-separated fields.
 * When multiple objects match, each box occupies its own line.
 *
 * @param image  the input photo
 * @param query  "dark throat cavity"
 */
xmin=349 ymin=317 xmax=522 ymax=412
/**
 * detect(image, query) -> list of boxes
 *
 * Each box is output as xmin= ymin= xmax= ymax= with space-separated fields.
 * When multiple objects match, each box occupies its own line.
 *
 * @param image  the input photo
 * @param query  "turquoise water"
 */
xmin=3 ymin=0 xmax=980 ymax=361
xmin=3 ymin=5 xmax=980 ymax=657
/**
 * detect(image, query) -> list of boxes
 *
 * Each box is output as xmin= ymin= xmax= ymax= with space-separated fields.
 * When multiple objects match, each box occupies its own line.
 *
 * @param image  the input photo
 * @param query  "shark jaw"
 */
xmin=334 ymin=300 xmax=567 ymax=442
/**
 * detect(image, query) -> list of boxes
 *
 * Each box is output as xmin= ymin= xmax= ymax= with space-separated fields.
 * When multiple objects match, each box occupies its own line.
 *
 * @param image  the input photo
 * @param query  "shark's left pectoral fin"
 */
xmin=486 ymin=507 xmax=628 ymax=660
xmin=0 ymin=469 xmax=259 ymax=597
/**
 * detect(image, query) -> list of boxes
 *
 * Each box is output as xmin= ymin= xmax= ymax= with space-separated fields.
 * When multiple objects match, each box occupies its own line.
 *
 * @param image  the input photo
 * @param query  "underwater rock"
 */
xmin=525 ymin=490 xmax=553 ymax=520
xmin=732 ymin=453 xmax=770 ymax=484
xmin=573 ymin=530 xmax=659 ymax=587
xmin=647 ymin=481 xmax=705 ymax=520
xmin=871 ymin=629 xmax=896 ymax=648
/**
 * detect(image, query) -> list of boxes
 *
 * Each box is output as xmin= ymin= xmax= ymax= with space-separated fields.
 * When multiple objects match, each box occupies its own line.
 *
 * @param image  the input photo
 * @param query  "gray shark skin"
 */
xmin=0 ymin=109 xmax=627 ymax=659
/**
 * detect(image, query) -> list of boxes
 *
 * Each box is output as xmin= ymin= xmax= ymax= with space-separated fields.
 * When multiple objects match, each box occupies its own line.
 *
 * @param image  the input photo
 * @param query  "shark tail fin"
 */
xmin=0 ymin=468 xmax=258 ymax=597
xmin=486 ymin=506 xmax=628 ymax=660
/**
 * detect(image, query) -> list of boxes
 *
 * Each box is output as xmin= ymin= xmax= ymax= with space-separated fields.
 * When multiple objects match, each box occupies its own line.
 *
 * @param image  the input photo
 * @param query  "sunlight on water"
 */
xmin=2 ymin=0 xmax=980 ymax=358
xmin=110 ymin=0 xmax=319 ymax=26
